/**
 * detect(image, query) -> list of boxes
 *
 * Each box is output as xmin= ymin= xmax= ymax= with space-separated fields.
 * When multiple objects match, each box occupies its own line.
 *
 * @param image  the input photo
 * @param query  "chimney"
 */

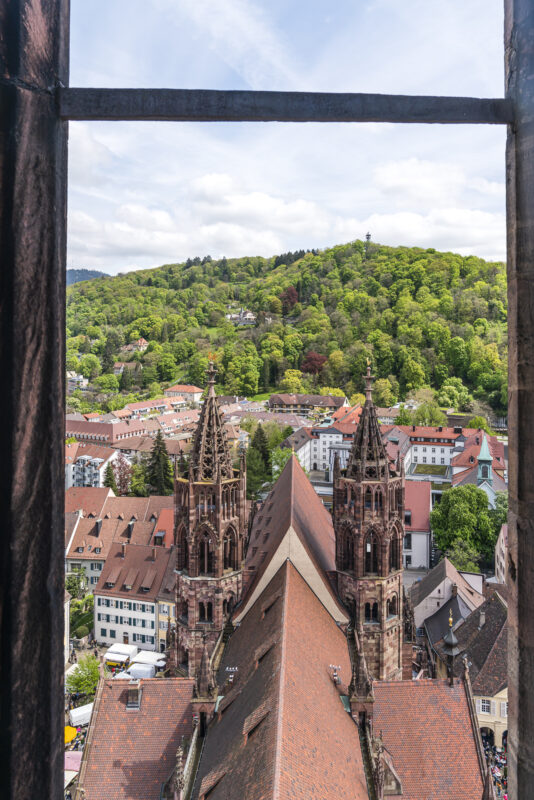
xmin=127 ymin=520 xmax=134 ymax=539
xmin=478 ymin=611 xmax=486 ymax=629
xmin=451 ymin=583 xmax=458 ymax=598
xmin=96 ymin=518 xmax=102 ymax=534
xmin=412 ymin=425 xmax=416 ymax=432
xmin=121 ymin=542 xmax=126 ymax=558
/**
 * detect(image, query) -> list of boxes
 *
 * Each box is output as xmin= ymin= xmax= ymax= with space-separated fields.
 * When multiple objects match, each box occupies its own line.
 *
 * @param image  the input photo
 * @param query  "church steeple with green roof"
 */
xmin=477 ymin=433 xmax=493 ymax=486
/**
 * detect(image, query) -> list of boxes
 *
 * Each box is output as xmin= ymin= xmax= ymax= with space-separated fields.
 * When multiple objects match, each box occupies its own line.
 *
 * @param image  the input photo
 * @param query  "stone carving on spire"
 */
xmin=196 ymin=636 xmax=216 ymax=699
xmin=348 ymin=621 xmax=374 ymax=703
xmin=189 ymin=361 xmax=233 ymax=481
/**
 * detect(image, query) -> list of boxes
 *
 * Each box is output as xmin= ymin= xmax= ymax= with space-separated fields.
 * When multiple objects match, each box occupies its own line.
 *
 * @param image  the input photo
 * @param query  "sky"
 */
xmin=68 ymin=0 xmax=507 ymax=275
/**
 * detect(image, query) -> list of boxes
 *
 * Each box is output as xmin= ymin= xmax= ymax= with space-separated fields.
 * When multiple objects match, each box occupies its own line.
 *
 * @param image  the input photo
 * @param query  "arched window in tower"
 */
xmin=178 ymin=528 xmax=189 ymax=571
xmin=389 ymin=533 xmax=401 ymax=572
xmin=180 ymin=599 xmax=188 ymax=622
xmin=199 ymin=532 xmax=214 ymax=575
xmin=365 ymin=531 xmax=379 ymax=573
xmin=390 ymin=594 xmax=398 ymax=616
xmin=482 ymin=465 xmax=489 ymax=478
xmin=375 ymin=489 xmax=383 ymax=512
xmin=340 ymin=527 xmax=353 ymax=571
xmin=364 ymin=487 xmax=372 ymax=510
xmin=206 ymin=602 xmax=213 ymax=622
xmin=223 ymin=529 xmax=237 ymax=571
xmin=365 ymin=602 xmax=371 ymax=622
xmin=372 ymin=602 xmax=379 ymax=622
xmin=199 ymin=602 xmax=206 ymax=622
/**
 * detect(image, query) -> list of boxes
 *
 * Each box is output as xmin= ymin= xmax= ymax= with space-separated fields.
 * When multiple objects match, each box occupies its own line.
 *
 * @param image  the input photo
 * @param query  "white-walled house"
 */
xmin=65 ymin=442 xmax=118 ymax=490
xmin=93 ymin=543 xmax=174 ymax=651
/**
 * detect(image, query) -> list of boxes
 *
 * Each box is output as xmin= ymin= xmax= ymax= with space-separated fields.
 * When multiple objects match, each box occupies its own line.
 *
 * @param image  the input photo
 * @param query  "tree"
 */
xmin=66 ymin=567 xmax=87 ymax=600
xmin=252 ymin=424 xmax=270 ymax=472
xmin=113 ymin=453 xmax=132 ymax=495
xmin=489 ymin=492 xmax=508 ymax=538
xmin=246 ymin=446 xmax=267 ymax=499
xmin=373 ymin=377 xmax=396 ymax=407
xmin=146 ymin=432 xmax=174 ymax=495
xmin=119 ymin=366 xmax=132 ymax=392
xmin=466 ymin=416 xmax=494 ymax=434
xmin=103 ymin=462 xmax=118 ymax=493
xmin=318 ymin=386 xmax=346 ymax=397
xmin=301 ymin=350 xmax=327 ymax=374
xmin=157 ymin=352 xmax=177 ymax=382
xmin=94 ymin=373 xmax=119 ymax=393
xmin=349 ymin=392 xmax=365 ymax=407
xmin=281 ymin=369 xmax=303 ymax=394
xmin=430 ymin=485 xmax=496 ymax=563
xmin=280 ymin=285 xmax=298 ymax=314
xmin=129 ymin=461 xmax=149 ymax=497
xmin=444 ymin=541 xmax=481 ymax=573
xmin=412 ymin=401 xmax=446 ymax=426
xmin=396 ymin=404 xmax=413 ymax=425
xmin=79 ymin=353 xmax=101 ymax=380
xmin=65 ymin=655 xmax=101 ymax=700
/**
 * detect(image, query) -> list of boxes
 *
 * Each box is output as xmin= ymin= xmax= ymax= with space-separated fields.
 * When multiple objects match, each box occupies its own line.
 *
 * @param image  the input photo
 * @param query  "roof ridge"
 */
xmin=272 ymin=561 xmax=290 ymax=800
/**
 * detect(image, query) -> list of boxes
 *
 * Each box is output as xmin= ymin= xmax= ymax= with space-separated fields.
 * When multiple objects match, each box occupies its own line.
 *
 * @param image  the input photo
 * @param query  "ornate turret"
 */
xmin=346 ymin=363 xmax=389 ymax=481
xmin=189 ymin=362 xmax=233 ymax=481
xmin=174 ymin=362 xmax=248 ymax=678
xmin=442 ymin=608 xmax=460 ymax=686
xmin=333 ymin=361 xmax=404 ymax=681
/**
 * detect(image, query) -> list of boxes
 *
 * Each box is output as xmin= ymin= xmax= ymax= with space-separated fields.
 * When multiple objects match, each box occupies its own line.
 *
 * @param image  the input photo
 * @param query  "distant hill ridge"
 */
xmin=65 ymin=240 xmax=508 ymax=416
xmin=67 ymin=268 xmax=108 ymax=286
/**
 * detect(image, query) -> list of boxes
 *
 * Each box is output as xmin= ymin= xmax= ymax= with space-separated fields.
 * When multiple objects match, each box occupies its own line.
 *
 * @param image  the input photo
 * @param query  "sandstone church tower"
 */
xmin=174 ymin=362 xmax=247 ymax=677
xmin=333 ymin=363 xmax=404 ymax=680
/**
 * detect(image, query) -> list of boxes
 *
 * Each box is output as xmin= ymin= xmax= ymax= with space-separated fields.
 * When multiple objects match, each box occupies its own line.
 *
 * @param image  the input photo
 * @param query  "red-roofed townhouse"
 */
xmin=164 ymin=384 xmax=203 ymax=403
xmin=403 ymin=480 xmax=432 ymax=569
xmin=94 ymin=543 xmax=175 ymax=651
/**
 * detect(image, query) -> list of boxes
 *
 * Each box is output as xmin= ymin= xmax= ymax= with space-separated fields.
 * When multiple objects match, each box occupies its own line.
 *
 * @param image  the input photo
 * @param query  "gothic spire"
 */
xmin=346 ymin=361 xmax=388 ymax=480
xmin=189 ymin=361 xmax=234 ymax=482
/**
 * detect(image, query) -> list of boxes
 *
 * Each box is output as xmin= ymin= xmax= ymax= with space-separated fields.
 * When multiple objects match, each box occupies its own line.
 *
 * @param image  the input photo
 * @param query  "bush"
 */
xmin=75 ymin=624 xmax=89 ymax=638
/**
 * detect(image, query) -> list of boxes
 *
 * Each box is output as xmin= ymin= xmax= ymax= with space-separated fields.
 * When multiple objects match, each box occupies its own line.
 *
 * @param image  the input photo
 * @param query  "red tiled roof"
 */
xmin=193 ymin=561 xmax=368 ymax=800
xmin=404 ymin=480 xmax=432 ymax=532
xmin=80 ymin=677 xmax=194 ymax=800
xmin=65 ymin=442 xmax=116 ymax=465
xmin=396 ymin=424 xmax=464 ymax=441
xmin=452 ymin=434 xmax=505 ymax=469
xmin=165 ymin=384 xmax=203 ymax=393
xmin=152 ymin=508 xmax=174 ymax=548
xmin=374 ymin=678 xmax=484 ymax=800
xmin=332 ymin=404 xmax=362 ymax=424
xmin=65 ymin=487 xmax=114 ymax=516
xmin=242 ymin=455 xmax=341 ymax=614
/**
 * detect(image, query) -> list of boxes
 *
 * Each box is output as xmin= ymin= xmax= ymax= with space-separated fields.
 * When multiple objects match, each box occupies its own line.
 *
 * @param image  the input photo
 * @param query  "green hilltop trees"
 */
xmin=66 ymin=241 xmax=508 ymax=416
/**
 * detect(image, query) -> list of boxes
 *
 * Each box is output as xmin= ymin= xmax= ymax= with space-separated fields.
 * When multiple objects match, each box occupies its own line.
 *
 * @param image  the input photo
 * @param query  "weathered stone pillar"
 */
xmin=505 ymin=0 xmax=534 ymax=795
xmin=0 ymin=1 xmax=69 ymax=798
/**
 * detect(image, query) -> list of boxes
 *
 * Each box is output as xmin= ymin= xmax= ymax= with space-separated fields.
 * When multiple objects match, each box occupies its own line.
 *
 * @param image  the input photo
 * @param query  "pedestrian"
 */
xmin=93 ymin=647 xmax=98 ymax=658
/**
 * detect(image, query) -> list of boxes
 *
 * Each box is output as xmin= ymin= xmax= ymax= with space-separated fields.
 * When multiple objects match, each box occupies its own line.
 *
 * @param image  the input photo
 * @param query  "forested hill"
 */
xmin=66 ymin=240 xmax=507 ymax=414
xmin=67 ymin=268 xmax=108 ymax=286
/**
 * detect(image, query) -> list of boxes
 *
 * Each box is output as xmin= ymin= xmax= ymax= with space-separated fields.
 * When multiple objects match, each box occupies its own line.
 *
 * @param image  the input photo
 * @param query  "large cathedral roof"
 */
xmin=188 ymin=362 xmax=234 ymax=482
xmin=236 ymin=454 xmax=347 ymax=625
xmin=192 ymin=560 xmax=369 ymax=800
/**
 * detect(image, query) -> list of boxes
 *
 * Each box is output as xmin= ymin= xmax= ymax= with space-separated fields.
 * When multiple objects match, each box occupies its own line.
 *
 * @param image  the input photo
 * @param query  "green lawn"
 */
xmin=414 ymin=464 xmax=447 ymax=475
xmin=250 ymin=392 xmax=271 ymax=402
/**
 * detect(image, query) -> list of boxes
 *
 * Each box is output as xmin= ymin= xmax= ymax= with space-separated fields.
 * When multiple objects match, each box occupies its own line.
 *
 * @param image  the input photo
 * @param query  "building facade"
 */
xmin=333 ymin=365 xmax=404 ymax=681
xmin=174 ymin=363 xmax=248 ymax=677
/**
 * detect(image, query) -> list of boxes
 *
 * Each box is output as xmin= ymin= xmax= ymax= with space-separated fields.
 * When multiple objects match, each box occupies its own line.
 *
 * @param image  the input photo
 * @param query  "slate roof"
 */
xmin=192 ymin=560 xmax=369 ymax=800
xmin=95 ymin=543 xmax=174 ymax=602
xmin=409 ymin=557 xmax=484 ymax=610
xmin=374 ymin=678 xmax=484 ymax=800
xmin=452 ymin=466 xmax=508 ymax=492
xmin=434 ymin=590 xmax=508 ymax=696
xmin=80 ymin=677 xmax=194 ymax=800
xmin=424 ymin=593 xmax=472 ymax=646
